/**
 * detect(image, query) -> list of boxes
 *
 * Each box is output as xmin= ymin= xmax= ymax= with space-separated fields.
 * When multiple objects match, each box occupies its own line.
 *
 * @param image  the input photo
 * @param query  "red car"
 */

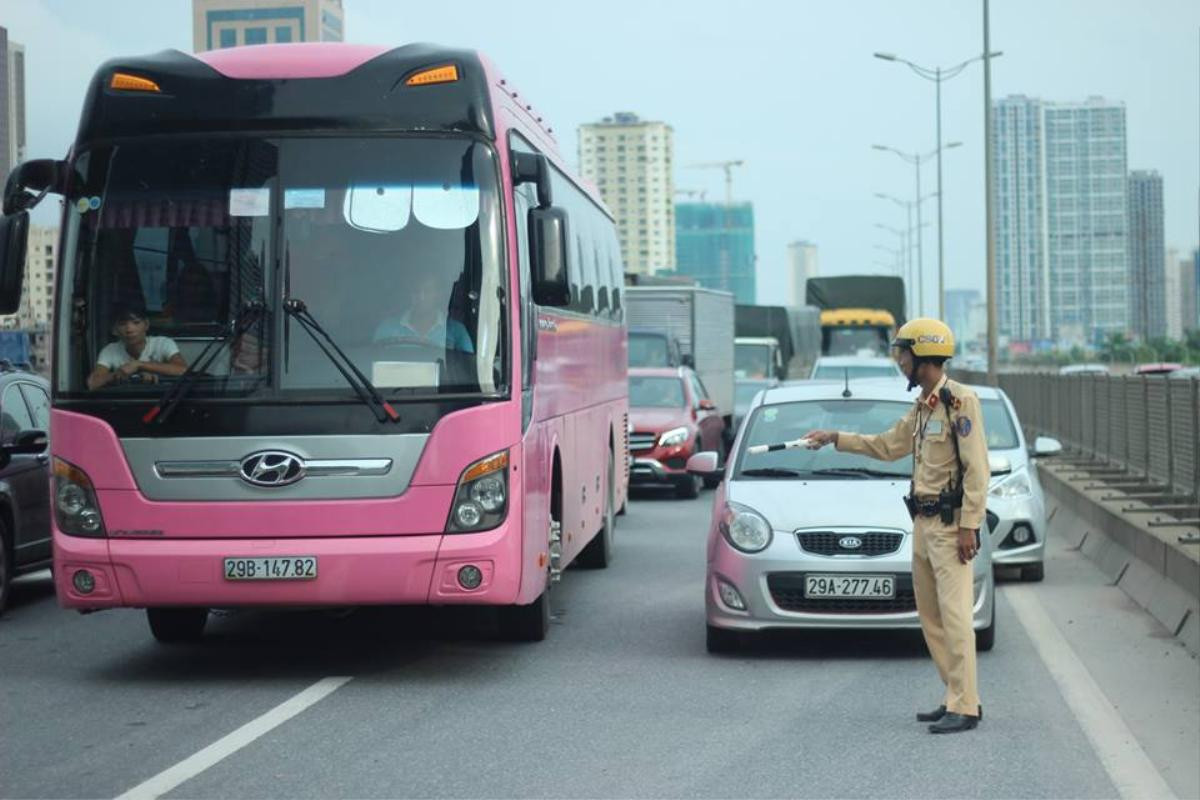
xmin=628 ymin=367 xmax=726 ymax=498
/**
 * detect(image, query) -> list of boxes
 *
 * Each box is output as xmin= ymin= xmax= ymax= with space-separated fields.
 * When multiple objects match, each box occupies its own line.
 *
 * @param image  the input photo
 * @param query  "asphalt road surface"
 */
xmin=2 ymin=486 xmax=1196 ymax=799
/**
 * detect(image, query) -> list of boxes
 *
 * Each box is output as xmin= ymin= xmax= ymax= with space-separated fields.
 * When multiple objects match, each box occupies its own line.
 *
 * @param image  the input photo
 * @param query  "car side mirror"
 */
xmin=1032 ymin=436 xmax=1062 ymax=458
xmin=511 ymin=151 xmax=553 ymax=209
xmin=681 ymin=354 xmax=694 ymax=368
xmin=0 ymin=211 xmax=30 ymax=315
xmin=5 ymin=428 xmax=47 ymax=454
xmin=988 ymin=454 xmax=1012 ymax=476
xmin=528 ymin=207 xmax=570 ymax=307
xmin=699 ymin=398 xmax=716 ymax=411
xmin=686 ymin=451 xmax=721 ymax=481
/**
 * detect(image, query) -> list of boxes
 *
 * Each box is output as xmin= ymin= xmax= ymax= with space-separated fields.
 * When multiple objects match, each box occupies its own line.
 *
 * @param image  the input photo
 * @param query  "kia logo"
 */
xmin=239 ymin=451 xmax=305 ymax=487
xmin=838 ymin=535 xmax=863 ymax=550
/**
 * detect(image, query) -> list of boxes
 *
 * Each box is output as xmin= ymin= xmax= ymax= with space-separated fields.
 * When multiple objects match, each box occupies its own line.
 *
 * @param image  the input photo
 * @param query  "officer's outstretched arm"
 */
xmin=955 ymin=394 xmax=991 ymax=530
xmin=834 ymin=405 xmax=917 ymax=462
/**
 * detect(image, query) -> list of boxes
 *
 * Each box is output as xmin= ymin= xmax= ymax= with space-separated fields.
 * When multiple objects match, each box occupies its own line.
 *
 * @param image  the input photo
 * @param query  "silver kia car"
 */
xmin=975 ymin=385 xmax=1061 ymax=581
xmin=689 ymin=379 xmax=996 ymax=654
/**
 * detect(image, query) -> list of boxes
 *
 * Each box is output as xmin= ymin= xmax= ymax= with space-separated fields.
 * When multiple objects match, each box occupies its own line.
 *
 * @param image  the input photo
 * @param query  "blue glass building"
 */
xmin=674 ymin=202 xmax=756 ymax=304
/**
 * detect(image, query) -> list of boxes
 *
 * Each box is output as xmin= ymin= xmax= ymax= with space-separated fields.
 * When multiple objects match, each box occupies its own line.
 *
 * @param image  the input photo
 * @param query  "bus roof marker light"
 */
xmin=110 ymin=72 xmax=161 ymax=93
xmin=405 ymin=65 xmax=459 ymax=86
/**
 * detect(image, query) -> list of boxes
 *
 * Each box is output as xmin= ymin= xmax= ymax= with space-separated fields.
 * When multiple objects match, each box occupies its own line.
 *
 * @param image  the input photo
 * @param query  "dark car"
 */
xmin=628 ymin=366 xmax=725 ymax=498
xmin=0 ymin=366 xmax=52 ymax=614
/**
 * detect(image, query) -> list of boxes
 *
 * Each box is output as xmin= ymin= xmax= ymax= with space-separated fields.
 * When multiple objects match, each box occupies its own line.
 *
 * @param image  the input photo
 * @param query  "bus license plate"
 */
xmin=223 ymin=557 xmax=317 ymax=581
xmin=805 ymin=574 xmax=894 ymax=599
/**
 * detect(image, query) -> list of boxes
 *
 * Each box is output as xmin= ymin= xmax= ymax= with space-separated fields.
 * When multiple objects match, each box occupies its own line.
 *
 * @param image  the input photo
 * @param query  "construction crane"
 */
xmin=685 ymin=160 xmax=744 ymax=205
xmin=674 ymin=188 xmax=708 ymax=202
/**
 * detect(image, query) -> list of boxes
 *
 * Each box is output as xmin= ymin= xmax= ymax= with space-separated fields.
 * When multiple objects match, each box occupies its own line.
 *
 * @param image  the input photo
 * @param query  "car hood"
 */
xmin=728 ymin=478 xmax=913 ymax=532
xmin=629 ymin=407 xmax=690 ymax=432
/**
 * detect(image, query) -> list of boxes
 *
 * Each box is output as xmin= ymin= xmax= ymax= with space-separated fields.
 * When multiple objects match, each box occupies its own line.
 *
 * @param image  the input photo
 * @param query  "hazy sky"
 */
xmin=4 ymin=0 xmax=1198 ymax=312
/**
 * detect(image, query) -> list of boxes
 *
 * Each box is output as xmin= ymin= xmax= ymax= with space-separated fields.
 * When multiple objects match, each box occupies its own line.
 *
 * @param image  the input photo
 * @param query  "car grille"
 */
xmin=629 ymin=432 xmax=657 ymax=452
xmin=767 ymin=573 xmax=917 ymax=614
xmin=986 ymin=510 xmax=1000 ymax=534
xmin=796 ymin=531 xmax=903 ymax=556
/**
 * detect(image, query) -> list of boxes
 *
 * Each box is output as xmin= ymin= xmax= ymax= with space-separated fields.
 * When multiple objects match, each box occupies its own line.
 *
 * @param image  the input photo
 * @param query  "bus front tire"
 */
xmin=147 ymin=607 xmax=208 ymax=643
xmin=499 ymin=591 xmax=550 ymax=642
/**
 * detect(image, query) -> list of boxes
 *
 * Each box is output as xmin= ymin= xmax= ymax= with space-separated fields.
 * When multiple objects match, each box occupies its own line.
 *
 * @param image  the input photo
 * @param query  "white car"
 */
xmin=809 ymin=356 xmax=904 ymax=381
xmin=690 ymin=380 xmax=995 ymax=654
xmin=974 ymin=385 xmax=1061 ymax=581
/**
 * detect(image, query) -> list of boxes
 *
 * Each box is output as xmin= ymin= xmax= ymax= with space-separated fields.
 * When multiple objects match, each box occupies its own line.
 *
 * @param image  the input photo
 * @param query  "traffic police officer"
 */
xmin=804 ymin=318 xmax=989 ymax=734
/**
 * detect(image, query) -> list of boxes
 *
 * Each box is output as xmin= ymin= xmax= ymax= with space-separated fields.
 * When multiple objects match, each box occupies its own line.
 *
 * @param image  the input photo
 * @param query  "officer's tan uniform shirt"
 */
xmin=835 ymin=375 xmax=990 ymax=529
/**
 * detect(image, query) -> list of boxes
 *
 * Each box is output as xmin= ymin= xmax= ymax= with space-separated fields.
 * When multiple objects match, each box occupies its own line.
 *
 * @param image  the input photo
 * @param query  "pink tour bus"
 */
xmin=0 ymin=43 xmax=628 ymax=643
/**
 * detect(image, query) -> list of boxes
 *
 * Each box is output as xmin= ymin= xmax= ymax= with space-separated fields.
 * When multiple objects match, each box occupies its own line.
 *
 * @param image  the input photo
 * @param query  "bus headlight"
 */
xmin=447 ymin=451 xmax=509 ymax=533
xmin=53 ymin=458 xmax=107 ymax=537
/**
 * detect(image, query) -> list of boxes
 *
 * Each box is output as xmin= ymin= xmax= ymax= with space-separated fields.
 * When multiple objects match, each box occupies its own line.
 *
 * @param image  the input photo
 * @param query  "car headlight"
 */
xmin=447 ymin=450 xmax=509 ymax=533
xmin=718 ymin=501 xmax=772 ymax=553
xmin=989 ymin=467 xmax=1032 ymax=498
xmin=53 ymin=458 xmax=106 ymax=537
xmin=658 ymin=426 xmax=690 ymax=447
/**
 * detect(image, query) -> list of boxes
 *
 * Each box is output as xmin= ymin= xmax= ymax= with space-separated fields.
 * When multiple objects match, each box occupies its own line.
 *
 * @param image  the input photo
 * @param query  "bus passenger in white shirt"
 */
xmin=87 ymin=305 xmax=188 ymax=390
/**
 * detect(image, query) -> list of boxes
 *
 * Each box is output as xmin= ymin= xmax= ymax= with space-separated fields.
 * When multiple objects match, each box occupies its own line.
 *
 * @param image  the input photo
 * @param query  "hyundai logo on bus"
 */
xmin=838 ymin=536 xmax=863 ymax=550
xmin=239 ymin=451 xmax=306 ymax=487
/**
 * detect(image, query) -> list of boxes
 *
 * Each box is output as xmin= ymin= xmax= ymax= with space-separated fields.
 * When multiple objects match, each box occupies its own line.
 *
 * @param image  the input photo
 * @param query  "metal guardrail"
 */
xmin=955 ymin=370 xmax=1200 ymax=532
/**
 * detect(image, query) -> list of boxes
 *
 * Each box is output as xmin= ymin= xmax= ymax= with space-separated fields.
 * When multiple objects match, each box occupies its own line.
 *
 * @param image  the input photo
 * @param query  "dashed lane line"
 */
xmin=114 ymin=676 xmax=352 ymax=800
xmin=1004 ymin=585 xmax=1176 ymax=800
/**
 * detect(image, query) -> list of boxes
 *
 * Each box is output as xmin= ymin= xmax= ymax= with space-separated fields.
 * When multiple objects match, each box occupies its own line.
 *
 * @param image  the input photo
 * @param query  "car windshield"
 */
xmin=813 ymin=364 xmax=899 ymax=380
xmin=735 ymin=343 xmax=772 ymax=378
xmin=737 ymin=399 xmax=913 ymax=477
xmin=55 ymin=136 xmax=504 ymax=400
xmin=736 ymin=381 xmax=772 ymax=406
xmin=628 ymin=333 xmax=672 ymax=367
xmin=980 ymin=398 xmax=1020 ymax=450
xmin=629 ymin=376 xmax=685 ymax=408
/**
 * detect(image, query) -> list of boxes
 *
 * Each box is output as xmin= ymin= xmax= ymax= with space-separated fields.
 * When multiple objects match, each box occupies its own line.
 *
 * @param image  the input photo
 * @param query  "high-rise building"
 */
xmin=674 ymin=202 xmax=755 ymax=303
xmin=993 ymin=96 xmax=1129 ymax=348
xmin=785 ymin=241 xmax=818 ymax=308
xmin=578 ymin=112 xmax=674 ymax=275
xmin=1128 ymin=171 xmax=1167 ymax=341
xmin=1181 ymin=252 xmax=1199 ymax=334
xmin=1165 ymin=248 xmax=1182 ymax=341
xmin=1 ymin=26 xmax=27 ymax=182
xmin=0 ymin=225 xmax=57 ymax=371
xmin=945 ymin=289 xmax=981 ymax=351
xmin=193 ymin=0 xmax=344 ymax=52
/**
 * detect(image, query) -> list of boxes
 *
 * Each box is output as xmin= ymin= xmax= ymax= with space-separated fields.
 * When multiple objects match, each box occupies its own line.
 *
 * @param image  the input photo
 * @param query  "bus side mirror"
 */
xmin=3 ymin=159 xmax=66 ymax=215
xmin=529 ymin=207 xmax=570 ymax=307
xmin=512 ymin=152 xmax=553 ymax=209
xmin=0 ymin=211 xmax=29 ymax=315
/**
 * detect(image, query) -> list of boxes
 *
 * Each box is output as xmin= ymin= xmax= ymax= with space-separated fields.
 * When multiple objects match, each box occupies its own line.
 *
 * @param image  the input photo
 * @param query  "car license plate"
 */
xmin=223 ymin=557 xmax=317 ymax=581
xmin=805 ymin=574 xmax=894 ymax=599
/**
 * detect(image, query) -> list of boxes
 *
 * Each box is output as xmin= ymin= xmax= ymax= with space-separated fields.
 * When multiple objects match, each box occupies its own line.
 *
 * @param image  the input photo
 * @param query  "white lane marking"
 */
xmin=1004 ymin=586 xmax=1176 ymax=800
xmin=115 ymin=676 xmax=352 ymax=800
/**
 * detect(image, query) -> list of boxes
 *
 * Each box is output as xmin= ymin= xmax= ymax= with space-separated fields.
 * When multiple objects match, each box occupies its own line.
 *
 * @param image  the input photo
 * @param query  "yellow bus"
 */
xmin=819 ymin=308 xmax=896 ymax=356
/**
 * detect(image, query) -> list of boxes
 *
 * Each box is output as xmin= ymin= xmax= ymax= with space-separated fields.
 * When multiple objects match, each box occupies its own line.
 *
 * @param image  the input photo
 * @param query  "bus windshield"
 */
xmin=56 ymin=136 xmax=504 ymax=400
xmin=822 ymin=326 xmax=890 ymax=356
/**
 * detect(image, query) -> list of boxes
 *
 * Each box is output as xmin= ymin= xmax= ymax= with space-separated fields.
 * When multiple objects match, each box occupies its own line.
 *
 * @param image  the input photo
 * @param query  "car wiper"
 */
xmin=144 ymin=301 xmax=266 ymax=425
xmin=283 ymin=298 xmax=399 ymax=424
xmin=808 ymin=467 xmax=910 ymax=479
xmin=739 ymin=467 xmax=806 ymax=478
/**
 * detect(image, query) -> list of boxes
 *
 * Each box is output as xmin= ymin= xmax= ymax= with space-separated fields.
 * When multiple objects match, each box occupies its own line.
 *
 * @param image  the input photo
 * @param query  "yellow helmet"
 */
xmin=891 ymin=318 xmax=955 ymax=358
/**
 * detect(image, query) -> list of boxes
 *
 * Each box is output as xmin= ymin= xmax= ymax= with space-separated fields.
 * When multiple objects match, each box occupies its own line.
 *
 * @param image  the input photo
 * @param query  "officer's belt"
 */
xmin=907 ymin=494 xmax=963 ymax=517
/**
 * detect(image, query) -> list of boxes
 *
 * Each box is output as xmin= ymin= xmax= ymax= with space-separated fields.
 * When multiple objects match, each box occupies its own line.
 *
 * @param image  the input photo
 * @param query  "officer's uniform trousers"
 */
xmin=837 ymin=374 xmax=990 ymax=717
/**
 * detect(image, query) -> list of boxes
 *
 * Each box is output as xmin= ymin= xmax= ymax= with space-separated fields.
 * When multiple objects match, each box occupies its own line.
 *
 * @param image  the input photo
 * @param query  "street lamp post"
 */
xmin=876 ymin=192 xmax=934 ymax=319
xmin=872 ymin=145 xmax=958 ymax=317
xmin=875 ymin=49 xmax=1001 ymax=321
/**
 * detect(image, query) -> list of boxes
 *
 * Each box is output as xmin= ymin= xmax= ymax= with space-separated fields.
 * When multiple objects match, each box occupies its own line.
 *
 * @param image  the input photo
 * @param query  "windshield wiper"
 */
xmin=808 ymin=467 xmax=910 ymax=479
xmin=144 ymin=301 xmax=266 ymax=425
xmin=740 ymin=467 xmax=806 ymax=478
xmin=283 ymin=298 xmax=399 ymax=424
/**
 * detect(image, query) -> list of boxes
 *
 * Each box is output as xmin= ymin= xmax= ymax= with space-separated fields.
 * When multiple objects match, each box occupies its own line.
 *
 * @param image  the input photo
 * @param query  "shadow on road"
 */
xmin=709 ymin=627 xmax=931 ymax=661
xmin=3 ymin=570 xmax=55 ymax=614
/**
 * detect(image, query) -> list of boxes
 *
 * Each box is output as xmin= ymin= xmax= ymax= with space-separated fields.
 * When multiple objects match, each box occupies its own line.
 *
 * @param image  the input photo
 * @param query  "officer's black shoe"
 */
xmin=916 ymin=705 xmax=947 ymax=722
xmin=928 ymin=712 xmax=979 ymax=734
xmin=917 ymin=704 xmax=981 ymax=722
